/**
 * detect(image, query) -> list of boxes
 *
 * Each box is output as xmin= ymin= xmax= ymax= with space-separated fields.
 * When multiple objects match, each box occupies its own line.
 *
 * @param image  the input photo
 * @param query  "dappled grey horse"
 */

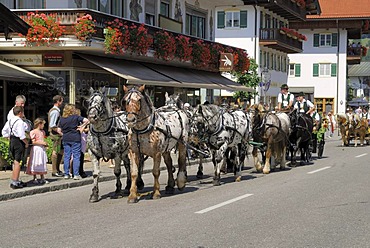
xmin=86 ymin=87 xmax=143 ymax=202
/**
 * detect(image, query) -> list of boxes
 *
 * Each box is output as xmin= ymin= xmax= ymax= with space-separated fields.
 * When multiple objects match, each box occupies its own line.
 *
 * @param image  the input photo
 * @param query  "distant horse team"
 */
xmin=84 ymin=85 xmax=363 ymax=203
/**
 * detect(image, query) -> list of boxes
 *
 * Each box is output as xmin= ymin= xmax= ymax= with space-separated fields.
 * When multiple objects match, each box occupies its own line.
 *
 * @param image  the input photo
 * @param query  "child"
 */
xmin=1 ymin=106 xmax=29 ymax=189
xmin=27 ymin=118 xmax=49 ymax=184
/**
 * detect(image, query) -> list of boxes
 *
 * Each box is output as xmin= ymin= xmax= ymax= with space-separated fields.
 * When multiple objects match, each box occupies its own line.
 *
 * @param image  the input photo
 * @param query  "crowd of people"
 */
xmin=1 ymin=94 xmax=89 ymax=189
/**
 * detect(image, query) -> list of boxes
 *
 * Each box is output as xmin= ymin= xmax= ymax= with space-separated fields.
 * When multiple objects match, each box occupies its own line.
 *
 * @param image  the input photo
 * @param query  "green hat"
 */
xmin=280 ymin=84 xmax=289 ymax=89
xmin=297 ymin=92 xmax=305 ymax=97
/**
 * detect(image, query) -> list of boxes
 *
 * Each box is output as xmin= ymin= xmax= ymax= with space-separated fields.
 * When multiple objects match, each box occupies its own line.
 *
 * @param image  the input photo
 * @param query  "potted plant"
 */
xmin=124 ymin=23 xmax=153 ymax=55
xmin=74 ymin=14 xmax=96 ymax=41
xmin=175 ymin=35 xmax=192 ymax=61
xmin=153 ymin=30 xmax=176 ymax=61
xmin=191 ymin=40 xmax=211 ymax=67
xmin=21 ymin=12 xmax=64 ymax=46
xmin=104 ymin=19 xmax=125 ymax=54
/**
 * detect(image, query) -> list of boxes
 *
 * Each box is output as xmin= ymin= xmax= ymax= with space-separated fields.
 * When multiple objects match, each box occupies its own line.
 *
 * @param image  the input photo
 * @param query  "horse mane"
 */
xmin=336 ymin=113 xmax=348 ymax=122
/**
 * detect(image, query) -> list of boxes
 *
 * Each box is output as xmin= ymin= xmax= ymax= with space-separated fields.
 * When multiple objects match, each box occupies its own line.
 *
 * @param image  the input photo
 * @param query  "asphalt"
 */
xmin=0 ymin=153 xmax=205 ymax=202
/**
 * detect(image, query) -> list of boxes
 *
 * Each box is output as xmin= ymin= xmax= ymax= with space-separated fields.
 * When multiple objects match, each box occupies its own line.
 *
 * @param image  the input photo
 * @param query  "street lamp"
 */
xmin=261 ymin=67 xmax=271 ymax=105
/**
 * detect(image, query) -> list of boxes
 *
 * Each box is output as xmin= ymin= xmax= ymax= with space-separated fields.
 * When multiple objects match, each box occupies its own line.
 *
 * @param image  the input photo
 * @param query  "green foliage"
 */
xmin=0 ymin=136 xmax=53 ymax=166
xmin=233 ymin=58 xmax=260 ymax=100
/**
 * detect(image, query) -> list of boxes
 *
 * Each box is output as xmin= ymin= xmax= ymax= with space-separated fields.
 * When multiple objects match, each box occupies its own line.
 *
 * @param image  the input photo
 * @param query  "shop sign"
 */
xmin=0 ymin=54 xmax=42 ymax=66
xmin=44 ymin=54 xmax=64 ymax=66
xmin=219 ymin=53 xmax=233 ymax=72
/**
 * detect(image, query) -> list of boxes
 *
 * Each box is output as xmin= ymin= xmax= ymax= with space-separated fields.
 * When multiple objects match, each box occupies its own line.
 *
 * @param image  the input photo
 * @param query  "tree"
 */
xmin=233 ymin=58 xmax=260 ymax=102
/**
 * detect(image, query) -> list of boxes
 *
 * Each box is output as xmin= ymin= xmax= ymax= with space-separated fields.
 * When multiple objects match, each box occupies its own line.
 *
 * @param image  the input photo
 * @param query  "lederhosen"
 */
xmin=48 ymin=107 xmax=63 ymax=154
xmin=9 ymin=119 xmax=25 ymax=162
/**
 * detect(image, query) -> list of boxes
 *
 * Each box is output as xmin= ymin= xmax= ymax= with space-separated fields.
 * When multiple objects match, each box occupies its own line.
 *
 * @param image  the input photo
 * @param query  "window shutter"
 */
xmin=313 ymin=63 xmax=319 ymax=77
xmin=331 ymin=63 xmax=337 ymax=77
xmin=217 ymin=11 xmax=225 ymax=28
xmin=332 ymin=33 xmax=338 ymax=47
xmin=313 ymin=34 xmax=319 ymax=47
xmin=240 ymin=11 xmax=247 ymax=28
xmin=295 ymin=64 xmax=301 ymax=77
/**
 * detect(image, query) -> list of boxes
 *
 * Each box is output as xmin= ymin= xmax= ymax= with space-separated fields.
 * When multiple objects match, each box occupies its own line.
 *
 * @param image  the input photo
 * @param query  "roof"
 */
xmin=348 ymin=62 xmax=370 ymax=77
xmin=307 ymin=0 xmax=370 ymax=19
xmin=0 ymin=3 xmax=30 ymax=37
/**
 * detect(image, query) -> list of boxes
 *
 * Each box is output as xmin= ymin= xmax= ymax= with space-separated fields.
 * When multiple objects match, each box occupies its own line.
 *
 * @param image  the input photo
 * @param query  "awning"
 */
xmin=0 ymin=60 xmax=47 ymax=82
xmin=289 ymin=87 xmax=314 ymax=94
xmin=143 ymin=63 xmax=253 ymax=92
xmin=80 ymin=54 xmax=182 ymax=86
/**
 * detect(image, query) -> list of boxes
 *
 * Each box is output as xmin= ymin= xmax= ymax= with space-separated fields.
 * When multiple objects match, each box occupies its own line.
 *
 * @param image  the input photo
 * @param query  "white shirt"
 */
xmin=294 ymin=99 xmax=314 ymax=113
xmin=277 ymin=92 xmax=294 ymax=108
xmin=7 ymin=107 xmax=15 ymax=121
xmin=1 ymin=116 xmax=27 ymax=140
xmin=310 ymin=112 xmax=321 ymax=122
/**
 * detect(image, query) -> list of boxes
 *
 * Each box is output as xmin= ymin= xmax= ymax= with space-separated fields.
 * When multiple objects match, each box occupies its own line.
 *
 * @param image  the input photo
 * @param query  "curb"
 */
xmin=0 ymin=158 xmax=208 ymax=202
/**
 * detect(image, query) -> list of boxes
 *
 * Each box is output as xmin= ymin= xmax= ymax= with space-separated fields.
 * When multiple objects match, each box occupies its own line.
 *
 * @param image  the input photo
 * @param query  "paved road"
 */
xmin=1 ymin=135 xmax=370 ymax=247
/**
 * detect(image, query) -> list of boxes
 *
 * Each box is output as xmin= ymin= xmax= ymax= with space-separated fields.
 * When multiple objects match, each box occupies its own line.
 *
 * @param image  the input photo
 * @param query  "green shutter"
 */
xmin=217 ymin=11 xmax=225 ymax=28
xmin=313 ymin=34 xmax=319 ymax=47
xmin=331 ymin=63 xmax=337 ymax=77
xmin=332 ymin=33 xmax=338 ymax=47
xmin=313 ymin=63 xmax=319 ymax=77
xmin=240 ymin=11 xmax=247 ymax=28
xmin=295 ymin=64 xmax=301 ymax=77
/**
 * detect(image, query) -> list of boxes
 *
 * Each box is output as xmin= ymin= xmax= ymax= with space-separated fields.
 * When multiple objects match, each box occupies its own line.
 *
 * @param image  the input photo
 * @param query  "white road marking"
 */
xmin=307 ymin=166 xmax=331 ymax=174
xmin=195 ymin=193 xmax=253 ymax=214
xmin=355 ymin=153 xmax=367 ymax=158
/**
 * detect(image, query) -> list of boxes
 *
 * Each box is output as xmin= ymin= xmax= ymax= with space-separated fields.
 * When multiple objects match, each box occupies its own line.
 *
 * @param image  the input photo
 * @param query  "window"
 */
xmin=313 ymin=63 xmax=337 ymax=77
xmin=160 ymin=1 xmax=170 ymax=17
xmin=99 ymin=0 xmax=111 ymax=14
xmin=145 ymin=0 xmax=156 ymax=25
xmin=289 ymin=63 xmax=301 ymax=77
xmin=112 ymin=0 xmax=124 ymax=17
xmin=186 ymin=10 xmax=206 ymax=38
xmin=314 ymin=98 xmax=334 ymax=113
xmin=18 ymin=0 xmax=44 ymax=8
xmin=0 ymin=0 xmax=14 ymax=8
xmin=313 ymin=33 xmax=338 ymax=47
xmin=217 ymin=10 xmax=247 ymax=29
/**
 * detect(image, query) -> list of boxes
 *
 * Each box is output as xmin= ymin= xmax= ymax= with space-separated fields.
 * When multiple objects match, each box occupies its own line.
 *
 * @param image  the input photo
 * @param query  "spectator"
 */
xmin=75 ymin=108 xmax=88 ymax=178
xmin=48 ymin=95 xmax=64 ymax=177
xmin=26 ymin=118 xmax=49 ymax=184
xmin=59 ymin=104 xmax=89 ymax=180
xmin=327 ymin=111 xmax=336 ymax=138
xmin=7 ymin=95 xmax=26 ymax=121
xmin=1 ymin=106 xmax=29 ymax=189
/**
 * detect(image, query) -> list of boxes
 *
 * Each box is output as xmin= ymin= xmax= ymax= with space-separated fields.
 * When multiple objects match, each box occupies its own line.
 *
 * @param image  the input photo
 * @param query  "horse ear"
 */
xmin=89 ymin=87 xmax=94 ymax=95
xmin=165 ymin=92 xmax=169 ymax=100
xmin=139 ymin=85 xmax=146 ymax=92
xmin=123 ymin=85 xmax=128 ymax=93
xmin=100 ymin=86 xmax=107 ymax=95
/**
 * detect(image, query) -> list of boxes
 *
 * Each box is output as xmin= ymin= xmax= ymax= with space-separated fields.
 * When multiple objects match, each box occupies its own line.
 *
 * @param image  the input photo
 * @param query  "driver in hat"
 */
xmin=277 ymin=84 xmax=294 ymax=111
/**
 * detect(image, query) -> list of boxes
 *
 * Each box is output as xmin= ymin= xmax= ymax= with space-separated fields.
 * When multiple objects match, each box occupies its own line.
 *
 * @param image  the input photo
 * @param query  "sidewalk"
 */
xmin=0 ymin=153 xmax=205 ymax=202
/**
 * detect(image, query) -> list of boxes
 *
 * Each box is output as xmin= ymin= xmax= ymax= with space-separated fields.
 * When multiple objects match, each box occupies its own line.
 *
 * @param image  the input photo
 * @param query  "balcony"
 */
xmin=259 ymin=28 xmax=303 ymax=53
xmin=347 ymin=47 xmax=363 ymax=65
xmin=243 ymin=0 xmax=306 ymax=21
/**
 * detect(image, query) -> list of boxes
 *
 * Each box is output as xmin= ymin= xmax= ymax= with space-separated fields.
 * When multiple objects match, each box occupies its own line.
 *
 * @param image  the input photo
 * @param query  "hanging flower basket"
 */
xmin=21 ymin=12 xmax=64 ymax=46
xmin=74 ymin=14 xmax=96 ymax=41
xmin=124 ymin=23 xmax=153 ymax=56
xmin=191 ymin=40 xmax=211 ymax=67
xmin=104 ymin=19 xmax=125 ymax=54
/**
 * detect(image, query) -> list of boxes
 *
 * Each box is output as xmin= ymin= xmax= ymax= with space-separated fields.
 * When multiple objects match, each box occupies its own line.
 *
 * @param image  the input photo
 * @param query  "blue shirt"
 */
xmin=60 ymin=115 xmax=84 ymax=143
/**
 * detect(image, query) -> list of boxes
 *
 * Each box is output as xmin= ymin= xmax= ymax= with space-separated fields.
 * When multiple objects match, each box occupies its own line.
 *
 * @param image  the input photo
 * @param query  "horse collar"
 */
xmin=132 ymin=111 xmax=156 ymax=134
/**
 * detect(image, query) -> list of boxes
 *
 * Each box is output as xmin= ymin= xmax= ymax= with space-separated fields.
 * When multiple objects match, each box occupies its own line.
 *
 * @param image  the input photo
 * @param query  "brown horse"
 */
xmin=250 ymin=104 xmax=290 ymax=174
xmin=352 ymin=116 xmax=368 ymax=146
xmin=123 ymin=85 xmax=189 ymax=203
xmin=336 ymin=113 xmax=350 ymax=146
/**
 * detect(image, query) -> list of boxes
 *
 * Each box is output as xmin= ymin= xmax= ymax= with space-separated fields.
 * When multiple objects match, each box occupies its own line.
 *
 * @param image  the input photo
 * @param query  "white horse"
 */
xmin=190 ymin=104 xmax=250 ymax=185
xmin=86 ymin=87 xmax=143 ymax=202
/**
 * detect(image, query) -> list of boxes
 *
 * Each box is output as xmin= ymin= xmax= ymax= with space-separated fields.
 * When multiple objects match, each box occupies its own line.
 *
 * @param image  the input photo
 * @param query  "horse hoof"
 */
xmin=127 ymin=197 xmax=138 ymax=204
xmin=263 ymin=170 xmax=270 ymax=174
xmin=152 ymin=193 xmax=161 ymax=200
xmin=235 ymin=176 xmax=241 ymax=182
xmin=213 ymin=180 xmax=221 ymax=186
xmin=165 ymin=186 xmax=175 ymax=194
xmin=89 ymin=195 xmax=99 ymax=203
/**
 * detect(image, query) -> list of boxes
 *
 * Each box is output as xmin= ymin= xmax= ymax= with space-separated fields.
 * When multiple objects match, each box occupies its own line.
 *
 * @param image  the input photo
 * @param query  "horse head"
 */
xmin=250 ymin=104 xmax=266 ymax=130
xmin=87 ymin=87 xmax=111 ymax=124
xmin=123 ymin=85 xmax=153 ymax=129
xmin=164 ymin=93 xmax=183 ymax=109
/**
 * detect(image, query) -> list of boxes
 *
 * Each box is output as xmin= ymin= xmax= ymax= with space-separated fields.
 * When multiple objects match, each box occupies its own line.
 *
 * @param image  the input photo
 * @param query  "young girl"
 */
xmin=27 ymin=118 xmax=49 ymax=184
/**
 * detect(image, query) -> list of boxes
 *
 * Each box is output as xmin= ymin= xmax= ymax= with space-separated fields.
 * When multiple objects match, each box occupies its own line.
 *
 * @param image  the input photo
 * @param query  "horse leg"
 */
xmin=213 ymin=144 xmax=227 ymax=186
xmin=163 ymin=151 xmax=175 ymax=195
xmin=196 ymin=156 xmax=204 ymax=179
xmin=152 ymin=152 xmax=162 ymax=200
xmin=280 ymin=145 xmax=286 ymax=171
xmin=127 ymin=150 xmax=139 ymax=203
xmin=112 ymin=157 xmax=123 ymax=198
xmin=252 ymin=146 xmax=263 ymax=173
xmin=136 ymin=154 xmax=145 ymax=190
xmin=89 ymin=150 xmax=100 ymax=203
xmin=176 ymin=143 xmax=187 ymax=191
xmin=263 ymin=143 xmax=272 ymax=174
xmin=211 ymin=150 xmax=221 ymax=186
xmin=235 ymin=145 xmax=243 ymax=182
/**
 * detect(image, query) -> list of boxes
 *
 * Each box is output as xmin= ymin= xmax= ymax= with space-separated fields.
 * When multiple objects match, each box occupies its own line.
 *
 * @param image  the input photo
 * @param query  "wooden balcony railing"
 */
xmin=259 ymin=28 xmax=303 ymax=53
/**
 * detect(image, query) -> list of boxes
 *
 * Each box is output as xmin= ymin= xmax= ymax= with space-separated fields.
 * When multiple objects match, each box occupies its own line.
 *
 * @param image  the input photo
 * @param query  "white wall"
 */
xmin=288 ymin=28 xmax=348 ymax=113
